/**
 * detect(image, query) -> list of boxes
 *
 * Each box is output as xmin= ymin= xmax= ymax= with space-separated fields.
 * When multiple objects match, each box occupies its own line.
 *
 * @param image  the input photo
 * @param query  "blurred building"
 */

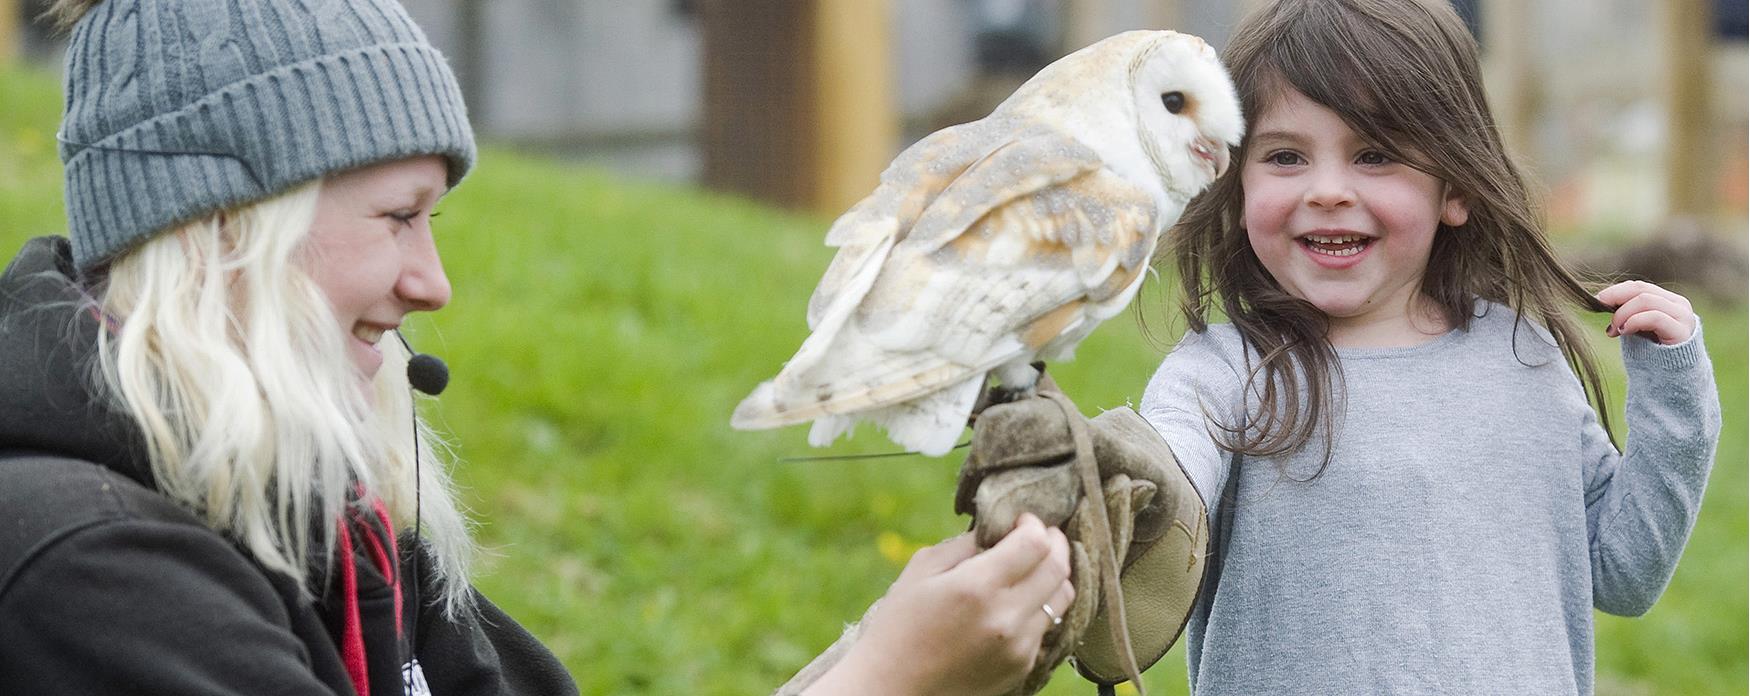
xmin=393 ymin=0 xmax=1257 ymax=184
xmin=9 ymin=0 xmax=1746 ymax=242
xmin=395 ymin=1 xmax=1741 ymax=230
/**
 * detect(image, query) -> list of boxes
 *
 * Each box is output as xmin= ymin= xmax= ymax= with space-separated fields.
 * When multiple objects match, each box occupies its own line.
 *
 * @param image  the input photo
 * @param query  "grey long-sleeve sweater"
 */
xmin=1139 ymin=301 xmax=1721 ymax=695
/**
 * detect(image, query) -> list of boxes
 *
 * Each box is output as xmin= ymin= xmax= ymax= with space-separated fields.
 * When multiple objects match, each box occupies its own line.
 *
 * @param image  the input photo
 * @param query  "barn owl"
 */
xmin=733 ymin=30 xmax=1242 ymax=456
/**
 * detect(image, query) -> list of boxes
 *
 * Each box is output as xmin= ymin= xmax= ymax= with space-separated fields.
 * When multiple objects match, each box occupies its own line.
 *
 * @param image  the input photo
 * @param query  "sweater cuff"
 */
xmin=1620 ymin=315 xmax=1707 ymax=371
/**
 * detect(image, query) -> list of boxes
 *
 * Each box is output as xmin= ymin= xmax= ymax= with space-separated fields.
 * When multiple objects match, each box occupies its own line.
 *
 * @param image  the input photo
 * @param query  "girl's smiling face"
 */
xmin=304 ymin=156 xmax=451 ymax=379
xmin=1240 ymin=86 xmax=1468 ymax=346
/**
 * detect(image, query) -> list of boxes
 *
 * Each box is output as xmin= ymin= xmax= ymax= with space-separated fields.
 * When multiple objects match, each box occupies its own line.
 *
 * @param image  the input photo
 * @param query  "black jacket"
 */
xmin=0 ymin=237 xmax=578 ymax=695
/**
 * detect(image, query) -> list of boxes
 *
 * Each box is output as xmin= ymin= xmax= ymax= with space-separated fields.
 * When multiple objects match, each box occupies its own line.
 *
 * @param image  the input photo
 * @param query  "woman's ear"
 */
xmin=1440 ymin=185 xmax=1469 ymax=227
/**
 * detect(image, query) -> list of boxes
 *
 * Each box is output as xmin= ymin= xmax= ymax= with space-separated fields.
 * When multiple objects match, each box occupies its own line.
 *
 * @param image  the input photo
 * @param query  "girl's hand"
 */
xmin=1597 ymin=280 xmax=1697 ymax=345
xmin=808 ymin=514 xmax=1074 ymax=696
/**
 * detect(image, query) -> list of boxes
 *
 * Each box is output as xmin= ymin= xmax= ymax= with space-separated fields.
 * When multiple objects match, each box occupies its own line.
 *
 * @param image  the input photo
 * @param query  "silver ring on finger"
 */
xmin=1041 ymin=603 xmax=1062 ymax=626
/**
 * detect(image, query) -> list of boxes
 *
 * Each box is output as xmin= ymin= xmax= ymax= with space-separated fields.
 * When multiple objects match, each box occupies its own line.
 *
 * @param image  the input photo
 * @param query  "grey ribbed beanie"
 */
xmin=58 ymin=0 xmax=476 ymax=271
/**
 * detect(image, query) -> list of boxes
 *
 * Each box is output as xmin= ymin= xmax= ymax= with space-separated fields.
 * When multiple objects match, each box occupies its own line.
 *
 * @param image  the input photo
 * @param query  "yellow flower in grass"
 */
xmin=876 ymin=531 xmax=926 ymax=566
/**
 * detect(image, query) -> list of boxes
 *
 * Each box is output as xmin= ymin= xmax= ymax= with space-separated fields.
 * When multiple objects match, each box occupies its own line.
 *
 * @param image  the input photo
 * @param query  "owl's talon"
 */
xmin=987 ymin=383 xmax=1038 ymax=406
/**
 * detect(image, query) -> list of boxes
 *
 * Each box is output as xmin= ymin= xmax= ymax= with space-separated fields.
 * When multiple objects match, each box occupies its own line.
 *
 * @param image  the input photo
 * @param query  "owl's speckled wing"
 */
xmin=802 ymin=120 xmax=1000 ymax=331
xmin=733 ymin=127 xmax=1159 ymax=435
xmin=734 ymin=28 xmax=1242 ymax=455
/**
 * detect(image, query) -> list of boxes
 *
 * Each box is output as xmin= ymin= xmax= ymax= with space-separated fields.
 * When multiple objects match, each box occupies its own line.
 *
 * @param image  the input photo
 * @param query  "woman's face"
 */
xmin=305 ymin=156 xmax=451 ymax=379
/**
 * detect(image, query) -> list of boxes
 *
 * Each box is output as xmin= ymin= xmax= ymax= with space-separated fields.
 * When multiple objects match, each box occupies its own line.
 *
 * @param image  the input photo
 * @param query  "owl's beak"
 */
xmin=1193 ymin=137 xmax=1230 ymax=178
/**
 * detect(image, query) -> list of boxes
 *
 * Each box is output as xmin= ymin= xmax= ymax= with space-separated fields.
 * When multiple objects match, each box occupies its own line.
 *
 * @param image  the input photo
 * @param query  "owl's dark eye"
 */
xmin=1161 ymin=91 xmax=1186 ymax=114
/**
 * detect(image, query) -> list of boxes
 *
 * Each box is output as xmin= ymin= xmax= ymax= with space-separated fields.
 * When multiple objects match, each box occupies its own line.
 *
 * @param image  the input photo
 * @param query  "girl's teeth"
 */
xmin=1301 ymin=235 xmax=1369 ymax=257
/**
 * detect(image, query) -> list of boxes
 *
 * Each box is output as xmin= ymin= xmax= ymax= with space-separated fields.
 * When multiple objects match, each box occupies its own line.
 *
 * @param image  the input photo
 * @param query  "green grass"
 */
xmin=3 ymin=64 xmax=1745 ymax=695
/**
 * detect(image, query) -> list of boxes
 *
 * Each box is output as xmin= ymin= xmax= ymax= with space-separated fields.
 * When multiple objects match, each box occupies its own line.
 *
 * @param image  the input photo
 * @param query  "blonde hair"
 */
xmin=93 ymin=180 xmax=476 ymax=615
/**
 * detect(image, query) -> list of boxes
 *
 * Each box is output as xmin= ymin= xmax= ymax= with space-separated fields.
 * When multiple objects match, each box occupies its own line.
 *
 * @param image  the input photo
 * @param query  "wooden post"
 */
xmin=1145 ymin=0 xmax=1183 ymax=32
xmin=0 ymin=0 xmax=20 ymax=69
xmin=1064 ymin=1 xmax=1189 ymax=56
xmin=1661 ymin=0 xmax=1710 ymax=218
xmin=809 ymin=0 xmax=896 ymax=214
xmin=1062 ymin=0 xmax=1114 ymax=54
xmin=1482 ymin=0 xmax=1537 ymax=162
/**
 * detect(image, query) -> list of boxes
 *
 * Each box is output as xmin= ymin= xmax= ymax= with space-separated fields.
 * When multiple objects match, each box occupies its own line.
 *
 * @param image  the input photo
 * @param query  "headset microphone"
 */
xmin=396 ymin=331 xmax=450 ymax=396
xmin=407 ymin=352 xmax=450 ymax=396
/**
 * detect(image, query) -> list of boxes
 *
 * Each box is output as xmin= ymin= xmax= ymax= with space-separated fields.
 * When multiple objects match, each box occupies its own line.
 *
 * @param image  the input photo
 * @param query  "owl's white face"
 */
xmin=1129 ymin=34 xmax=1244 ymax=199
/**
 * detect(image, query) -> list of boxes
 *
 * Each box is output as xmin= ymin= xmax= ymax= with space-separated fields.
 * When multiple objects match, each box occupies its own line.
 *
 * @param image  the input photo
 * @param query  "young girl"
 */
xmin=1143 ymin=0 xmax=1722 ymax=693
xmin=0 ymin=1 xmax=1070 ymax=695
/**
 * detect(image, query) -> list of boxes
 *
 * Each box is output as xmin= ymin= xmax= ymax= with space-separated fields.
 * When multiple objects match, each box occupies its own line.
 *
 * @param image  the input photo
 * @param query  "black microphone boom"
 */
xmin=407 ymin=353 xmax=450 ymax=396
xmin=391 ymin=331 xmax=442 ymax=670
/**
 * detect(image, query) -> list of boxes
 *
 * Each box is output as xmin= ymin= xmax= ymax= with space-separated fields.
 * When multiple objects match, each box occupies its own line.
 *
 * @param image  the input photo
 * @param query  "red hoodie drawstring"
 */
xmin=337 ymin=498 xmax=402 ymax=696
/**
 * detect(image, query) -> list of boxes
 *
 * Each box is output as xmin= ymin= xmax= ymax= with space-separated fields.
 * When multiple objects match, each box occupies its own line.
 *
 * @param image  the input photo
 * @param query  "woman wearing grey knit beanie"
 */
xmin=0 ymin=1 xmax=1073 ymax=695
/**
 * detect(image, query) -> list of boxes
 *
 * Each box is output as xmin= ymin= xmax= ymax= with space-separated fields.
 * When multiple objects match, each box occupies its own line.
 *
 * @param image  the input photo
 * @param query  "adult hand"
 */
xmin=806 ymin=514 xmax=1073 ymax=696
xmin=1597 ymin=280 xmax=1697 ymax=345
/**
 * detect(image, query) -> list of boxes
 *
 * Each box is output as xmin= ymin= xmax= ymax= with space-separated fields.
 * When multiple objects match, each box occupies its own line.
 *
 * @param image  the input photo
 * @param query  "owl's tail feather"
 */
xmin=806 ymin=415 xmax=855 ymax=448
xmin=735 ymin=372 xmax=985 ymax=457
xmin=881 ymin=376 xmax=983 ymax=456
xmin=731 ymin=381 xmax=794 ymax=430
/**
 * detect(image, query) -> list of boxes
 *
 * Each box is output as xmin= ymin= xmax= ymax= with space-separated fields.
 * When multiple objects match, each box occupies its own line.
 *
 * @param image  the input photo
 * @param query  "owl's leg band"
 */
xmin=970 ymin=362 xmax=1054 ymax=425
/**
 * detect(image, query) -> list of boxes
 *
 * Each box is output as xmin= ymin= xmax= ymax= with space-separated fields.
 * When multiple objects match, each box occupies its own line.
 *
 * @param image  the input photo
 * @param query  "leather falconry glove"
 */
xmin=955 ymin=381 xmax=1209 ymax=696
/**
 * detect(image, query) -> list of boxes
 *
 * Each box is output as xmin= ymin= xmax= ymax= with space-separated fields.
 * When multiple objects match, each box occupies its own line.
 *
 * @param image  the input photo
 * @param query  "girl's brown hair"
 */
xmin=1169 ymin=0 xmax=1615 ymax=472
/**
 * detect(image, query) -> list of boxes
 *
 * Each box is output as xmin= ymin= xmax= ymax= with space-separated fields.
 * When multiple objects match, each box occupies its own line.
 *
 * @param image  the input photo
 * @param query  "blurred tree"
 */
xmin=701 ymin=0 xmax=814 ymax=209
xmin=700 ymin=0 xmax=895 ymax=215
